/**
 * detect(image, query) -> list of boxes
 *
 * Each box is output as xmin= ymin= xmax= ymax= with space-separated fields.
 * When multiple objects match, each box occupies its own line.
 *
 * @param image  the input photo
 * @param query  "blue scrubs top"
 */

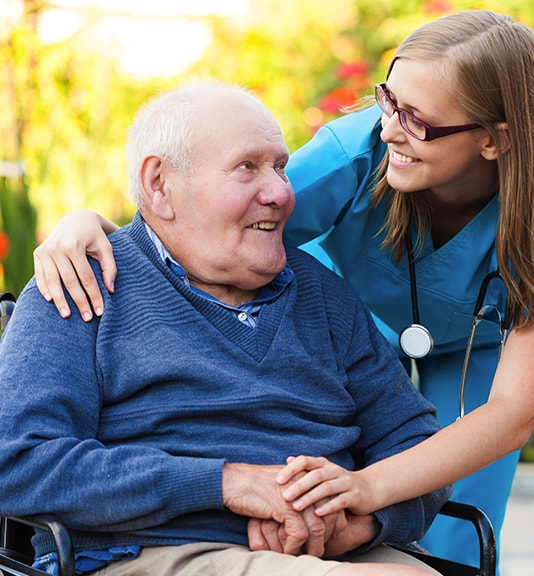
xmin=283 ymin=106 xmax=518 ymax=569
xmin=284 ymin=104 xmax=506 ymax=356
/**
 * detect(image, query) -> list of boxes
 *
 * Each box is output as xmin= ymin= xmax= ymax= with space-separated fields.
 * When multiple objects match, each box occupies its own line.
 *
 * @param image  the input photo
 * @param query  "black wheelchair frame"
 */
xmin=0 ymin=503 xmax=496 ymax=576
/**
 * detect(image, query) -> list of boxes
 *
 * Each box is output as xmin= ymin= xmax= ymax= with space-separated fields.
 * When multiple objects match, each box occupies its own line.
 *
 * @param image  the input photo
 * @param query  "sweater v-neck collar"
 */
xmin=129 ymin=212 xmax=294 ymax=362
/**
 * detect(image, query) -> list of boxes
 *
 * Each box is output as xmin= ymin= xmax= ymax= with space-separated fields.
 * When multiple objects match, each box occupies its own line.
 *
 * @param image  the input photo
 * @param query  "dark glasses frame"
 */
xmin=375 ymin=83 xmax=482 ymax=142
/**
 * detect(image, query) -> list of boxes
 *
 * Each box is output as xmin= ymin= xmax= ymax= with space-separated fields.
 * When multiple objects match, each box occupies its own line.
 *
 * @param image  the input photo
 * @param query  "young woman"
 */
xmin=32 ymin=9 xmax=534 ymax=571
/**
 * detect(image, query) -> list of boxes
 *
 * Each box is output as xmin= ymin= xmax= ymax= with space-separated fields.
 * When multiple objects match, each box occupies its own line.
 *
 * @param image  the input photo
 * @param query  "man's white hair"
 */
xmin=127 ymin=80 xmax=253 ymax=207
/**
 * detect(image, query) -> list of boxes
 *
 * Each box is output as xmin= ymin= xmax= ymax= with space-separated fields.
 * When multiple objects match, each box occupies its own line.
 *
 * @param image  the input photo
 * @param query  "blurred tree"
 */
xmin=187 ymin=0 xmax=360 ymax=150
xmin=188 ymin=0 xmax=534 ymax=151
xmin=0 ymin=0 xmax=533 ymax=295
xmin=0 ymin=0 xmax=40 ymax=294
xmin=0 ymin=1 xmax=169 ymax=292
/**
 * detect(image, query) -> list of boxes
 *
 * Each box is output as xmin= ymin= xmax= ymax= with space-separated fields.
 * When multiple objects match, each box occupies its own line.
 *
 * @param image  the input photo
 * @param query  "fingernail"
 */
xmin=83 ymin=311 xmax=92 ymax=322
xmin=60 ymin=308 xmax=70 ymax=318
xmin=293 ymin=499 xmax=304 ymax=511
xmin=44 ymin=293 xmax=52 ymax=302
xmin=282 ymin=489 xmax=293 ymax=500
xmin=95 ymin=306 xmax=103 ymax=316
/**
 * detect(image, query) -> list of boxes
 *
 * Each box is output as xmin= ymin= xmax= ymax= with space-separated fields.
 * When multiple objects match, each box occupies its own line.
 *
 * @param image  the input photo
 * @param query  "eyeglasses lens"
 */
xmin=401 ymin=114 xmax=426 ymax=140
xmin=375 ymin=84 xmax=426 ymax=141
xmin=375 ymin=86 xmax=392 ymax=116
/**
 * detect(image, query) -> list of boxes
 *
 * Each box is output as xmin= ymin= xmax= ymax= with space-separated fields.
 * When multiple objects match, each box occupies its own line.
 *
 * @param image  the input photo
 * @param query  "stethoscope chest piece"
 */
xmin=399 ymin=324 xmax=434 ymax=359
xmin=402 ymin=232 xmax=434 ymax=359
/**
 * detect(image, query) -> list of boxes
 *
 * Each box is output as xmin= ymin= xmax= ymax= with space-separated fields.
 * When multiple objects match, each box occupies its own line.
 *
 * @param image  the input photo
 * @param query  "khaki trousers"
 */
xmin=92 ymin=542 xmax=443 ymax=576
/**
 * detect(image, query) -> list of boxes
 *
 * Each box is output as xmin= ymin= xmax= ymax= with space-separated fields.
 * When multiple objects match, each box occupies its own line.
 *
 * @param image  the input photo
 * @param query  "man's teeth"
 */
xmin=251 ymin=222 xmax=276 ymax=230
xmin=392 ymin=151 xmax=417 ymax=163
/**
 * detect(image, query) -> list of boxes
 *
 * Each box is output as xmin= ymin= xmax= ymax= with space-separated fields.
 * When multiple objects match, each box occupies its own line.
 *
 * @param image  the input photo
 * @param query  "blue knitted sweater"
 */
xmin=0 ymin=212 xmax=450 ymax=558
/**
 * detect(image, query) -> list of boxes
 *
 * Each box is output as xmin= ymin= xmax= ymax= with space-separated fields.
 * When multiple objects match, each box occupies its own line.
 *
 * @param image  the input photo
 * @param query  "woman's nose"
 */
xmin=380 ymin=111 xmax=406 ymax=143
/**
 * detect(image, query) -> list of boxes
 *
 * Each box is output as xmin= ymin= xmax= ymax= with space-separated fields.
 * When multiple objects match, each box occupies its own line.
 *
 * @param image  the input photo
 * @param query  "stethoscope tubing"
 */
xmin=458 ymin=273 xmax=509 ymax=418
xmin=400 ymin=233 xmax=507 ymax=418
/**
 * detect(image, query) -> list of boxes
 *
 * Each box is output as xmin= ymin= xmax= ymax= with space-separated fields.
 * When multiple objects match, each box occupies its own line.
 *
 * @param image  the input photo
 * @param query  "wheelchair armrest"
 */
xmin=438 ymin=500 xmax=496 ymax=576
xmin=0 ymin=292 xmax=16 ymax=333
xmin=4 ymin=515 xmax=75 ymax=576
xmin=391 ymin=499 xmax=496 ymax=576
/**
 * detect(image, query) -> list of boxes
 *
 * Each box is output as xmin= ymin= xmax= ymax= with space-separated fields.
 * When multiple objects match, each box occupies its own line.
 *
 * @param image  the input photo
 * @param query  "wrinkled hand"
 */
xmin=223 ymin=462 xmax=336 ymax=557
xmin=248 ymin=510 xmax=379 ymax=559
xmin=34 ymin=210 xmax=118 ymax=321
xmin=247 ymin=505 xmax=346 ymax=555
xmin=323 ymin=511 xmax=381 ymax=557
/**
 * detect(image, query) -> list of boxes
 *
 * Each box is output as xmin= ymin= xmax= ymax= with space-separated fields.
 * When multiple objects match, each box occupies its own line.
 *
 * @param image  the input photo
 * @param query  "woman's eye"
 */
xmin=407 ymin=115 xmax=426 ymax=131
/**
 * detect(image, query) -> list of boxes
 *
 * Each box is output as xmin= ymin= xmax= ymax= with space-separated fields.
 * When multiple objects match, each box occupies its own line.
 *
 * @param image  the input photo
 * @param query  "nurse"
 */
xmin=32 ymin=9 xmax=534 ymax=572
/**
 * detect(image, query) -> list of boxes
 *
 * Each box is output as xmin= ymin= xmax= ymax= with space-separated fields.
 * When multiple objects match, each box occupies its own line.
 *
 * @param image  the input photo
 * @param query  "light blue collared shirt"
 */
xmin=146 ymin=223 xmax=293 ymax=329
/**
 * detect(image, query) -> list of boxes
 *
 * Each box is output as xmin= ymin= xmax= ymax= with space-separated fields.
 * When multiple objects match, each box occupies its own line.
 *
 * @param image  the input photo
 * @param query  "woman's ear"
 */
xmin=139 ymin=156 xmax=175 ymax=221
xmin=481 ymin=122 xmax=511 ymax=160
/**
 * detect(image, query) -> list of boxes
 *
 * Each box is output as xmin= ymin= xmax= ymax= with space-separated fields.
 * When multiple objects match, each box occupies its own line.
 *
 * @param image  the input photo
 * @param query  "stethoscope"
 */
xmin=398 ymin=234 xmax=435 ymax=359
xmin=458 ymin=271 xmax=509 ymax=418
xmin=398 ymin=234 xmax=509 ymax=418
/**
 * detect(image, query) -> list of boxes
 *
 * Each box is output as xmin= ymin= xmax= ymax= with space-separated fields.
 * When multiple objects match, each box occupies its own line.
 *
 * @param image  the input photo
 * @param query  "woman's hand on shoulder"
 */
xmin=33 ymin=210 xmax=119 ymax=321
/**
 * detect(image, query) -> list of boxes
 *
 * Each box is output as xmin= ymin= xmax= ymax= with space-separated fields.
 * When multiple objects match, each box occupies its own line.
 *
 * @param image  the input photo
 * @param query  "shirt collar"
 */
xmin=144 ymin=221 xmax=293 ymax=306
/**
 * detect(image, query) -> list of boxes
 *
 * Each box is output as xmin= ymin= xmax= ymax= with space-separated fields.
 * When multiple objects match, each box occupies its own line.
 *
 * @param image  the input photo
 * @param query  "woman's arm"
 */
xmin=33 ymin=210 xmax=119 ymax=321
xmin=278 ymin=324 xmax=534 ymax=515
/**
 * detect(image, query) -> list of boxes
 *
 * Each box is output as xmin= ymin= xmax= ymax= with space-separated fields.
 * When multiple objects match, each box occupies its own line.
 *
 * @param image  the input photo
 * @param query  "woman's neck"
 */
xmin=427 ymin=190 xmax=497 ymax=249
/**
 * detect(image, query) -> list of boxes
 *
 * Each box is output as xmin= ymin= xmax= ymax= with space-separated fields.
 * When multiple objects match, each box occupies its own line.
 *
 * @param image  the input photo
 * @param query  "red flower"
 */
xmin=336 ymin=61 xmax=368 ymax=79
xmin=423 ymin=0 xmax=452 ymax=15
xmin=0 ymin=231 xmax=10 ymax=260
xmin=320 ymin=87 xmax=359 ymax=112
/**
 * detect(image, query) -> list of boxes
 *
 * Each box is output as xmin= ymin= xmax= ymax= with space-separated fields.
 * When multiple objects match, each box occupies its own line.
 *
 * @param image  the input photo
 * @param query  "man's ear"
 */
xmin=481 ymin=122 xmax=511 ymax=161
xmin=139 ymin=156 xmax=175 ymax=221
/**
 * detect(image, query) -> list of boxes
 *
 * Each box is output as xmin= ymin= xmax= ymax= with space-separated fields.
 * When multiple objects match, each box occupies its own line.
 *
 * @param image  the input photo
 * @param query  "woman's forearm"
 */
xmin=362 ymin=325 xmax=534 ymax=512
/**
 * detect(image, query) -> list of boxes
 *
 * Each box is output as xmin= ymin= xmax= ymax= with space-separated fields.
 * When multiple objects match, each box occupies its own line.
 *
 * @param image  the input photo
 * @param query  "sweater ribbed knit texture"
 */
xmin=0 ymin=212 xmax=450 ymax=558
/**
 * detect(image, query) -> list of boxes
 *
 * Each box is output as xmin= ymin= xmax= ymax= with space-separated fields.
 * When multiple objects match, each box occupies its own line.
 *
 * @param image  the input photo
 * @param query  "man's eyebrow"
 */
xmin=236 ymin=147 xmax=289 ymax=160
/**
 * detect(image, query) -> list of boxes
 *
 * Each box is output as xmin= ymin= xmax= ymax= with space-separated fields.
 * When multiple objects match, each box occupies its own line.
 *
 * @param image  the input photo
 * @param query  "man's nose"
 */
xmin=259 ymin=173 xmax=293 ymax=206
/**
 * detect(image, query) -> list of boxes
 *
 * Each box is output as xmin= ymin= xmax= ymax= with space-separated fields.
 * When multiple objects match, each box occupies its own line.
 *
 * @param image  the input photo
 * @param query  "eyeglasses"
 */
xmin=374 ymin=83 xmax=482 ymax=142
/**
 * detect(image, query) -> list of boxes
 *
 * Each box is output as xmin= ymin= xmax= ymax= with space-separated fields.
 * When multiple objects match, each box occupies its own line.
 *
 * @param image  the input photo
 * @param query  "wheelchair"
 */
xmin=0 ymin=293 xmax=496 ymax=576
xmin=0 ymin=502 xmax=496 ymax=576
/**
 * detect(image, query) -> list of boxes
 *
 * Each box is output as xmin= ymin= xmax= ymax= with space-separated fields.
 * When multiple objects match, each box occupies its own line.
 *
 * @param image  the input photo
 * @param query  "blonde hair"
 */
xmin=369 ymin=10 xmax=534 ymax=328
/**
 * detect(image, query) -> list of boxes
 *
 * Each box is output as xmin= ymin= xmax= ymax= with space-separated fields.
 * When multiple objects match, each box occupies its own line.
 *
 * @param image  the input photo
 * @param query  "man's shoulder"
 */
xmin=285 ymin=247 xmax=360 ymax=303
xmin=107 ymin=217 xmax=152 ymax=265
xmin=284 ymin=248 xmax=376 ymax=349
xmin=93 ymin=218 xmax=165 ymax=294
xmin=285 ymin=246 xmax=332 ymax=274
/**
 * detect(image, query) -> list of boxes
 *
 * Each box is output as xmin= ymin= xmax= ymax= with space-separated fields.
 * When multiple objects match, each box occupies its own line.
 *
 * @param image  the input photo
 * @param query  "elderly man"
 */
xmin=0 ymin=82 xmax=449 ymax=576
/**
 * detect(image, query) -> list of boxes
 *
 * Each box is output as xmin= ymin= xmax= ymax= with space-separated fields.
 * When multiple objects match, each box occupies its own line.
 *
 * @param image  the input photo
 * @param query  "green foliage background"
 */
xmin=1 ymin=0 xmax=533 ymax=294
xmin=0 ymin=0 xmax=533 ymax=457
xmin=0 ymin=0 xmax=534 ymax=292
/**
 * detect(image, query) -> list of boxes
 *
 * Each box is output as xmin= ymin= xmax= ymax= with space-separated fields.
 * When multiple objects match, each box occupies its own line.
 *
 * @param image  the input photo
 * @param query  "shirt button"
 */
xmin=238 ymin=312 xmax=248 ymax=322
